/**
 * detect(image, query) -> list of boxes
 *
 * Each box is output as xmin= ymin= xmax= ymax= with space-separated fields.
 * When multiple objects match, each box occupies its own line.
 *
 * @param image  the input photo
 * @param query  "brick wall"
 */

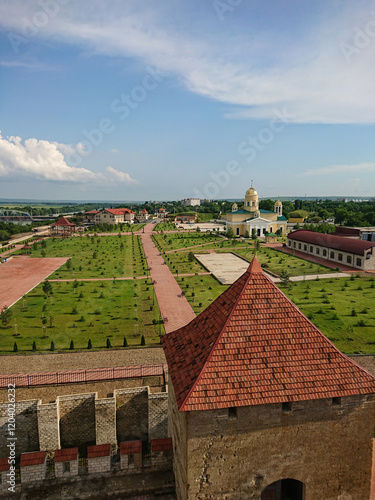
xmin=21 ymin=462 xmax=46 ymax=483
xmin=115 ymin=388 xmax=149 ymax=442
xmin=172 ymin=394 xmax=375 ymax=500
xmin=37 ymin=402 xmax=60 ymax=451
xmin=95 ymin=398 xmax=116 ymax=447
xmin=0 ymin=400 xmax=39 ymax=458
xmin=58 ymin=393 xmax=96 ymax=450
xmin=55 ymin=459 xmax=78 ymax=478
xmin=148 ymin=390 xmax=169 ymax=440
xmin=88 ymin=455 xmax=110 ymax=475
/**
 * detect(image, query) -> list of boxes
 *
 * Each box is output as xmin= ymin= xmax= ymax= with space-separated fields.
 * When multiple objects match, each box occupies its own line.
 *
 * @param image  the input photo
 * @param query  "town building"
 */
xmin=83 ymin=210 xmax=100 ymax=223
xmin=161 ymin=255 xmax=375 ymax=500
xmin=94 ymin=208 xmax=135 ymax=225
xmin=157 ymin=208 xmax=167 ymax=219
xmin=137 ymin=209 xmax=149 ymax=222
xmin=287 ymin=230 xmax=375 ymax=271
xmin=174 ymin=214 xmax=197 ymax=224
xmin=181 ymin=198 xmax=201 ymax=207
xmin=223 ymin=183 xmax=287 ymax=237
xmin=333 ymin=226 xmax=375 ymax=242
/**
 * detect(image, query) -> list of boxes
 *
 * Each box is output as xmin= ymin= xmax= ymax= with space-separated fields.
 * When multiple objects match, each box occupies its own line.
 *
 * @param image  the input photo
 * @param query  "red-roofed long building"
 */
xmin=50 ymin=216 xmax=76 ymax=235
xmin=94 ymin=208 xmax=135 ymax=225
xmin=162 ymin=256 xmax=375 ymax=500
xmin=287 ymin=229 xmax=375 ymax=270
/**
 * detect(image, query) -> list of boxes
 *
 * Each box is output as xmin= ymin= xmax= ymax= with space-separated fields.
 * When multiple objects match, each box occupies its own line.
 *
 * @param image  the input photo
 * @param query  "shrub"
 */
xmin=50 ymin=341 xmax=55 ymax=351
xmin=106 ymin=339 xmax=111 ymax=348
xmin=351 ymin=308 xmax=357 ymax=317
xmin=140 ymin=335 xmax=146 ymax=346
xmin=123 ymin=337 xmax=128 ymax=347
xmin=13 ymin=342 xmax=18 ymax=352
xmin=32 ymin=341 xmax=36 ymax=351
xmin=71 ymin=306 xmax=78 ymax=315
xmin=87 ymin=339 xmax=92 ymax=349
xmin=69 ymin=340 xmax=74 ymax=350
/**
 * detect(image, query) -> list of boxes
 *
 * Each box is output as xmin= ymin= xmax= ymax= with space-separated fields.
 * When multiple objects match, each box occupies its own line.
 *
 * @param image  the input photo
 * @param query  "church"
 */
xmin=223 ymin=183 xmax=287 ymax=237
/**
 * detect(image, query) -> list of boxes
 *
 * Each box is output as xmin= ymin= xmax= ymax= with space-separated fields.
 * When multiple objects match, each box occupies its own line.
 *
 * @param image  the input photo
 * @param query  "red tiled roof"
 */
xmin=104 ymin=208 xmax=135 ymax=215
xmin=141 ymin=209 xmax=148 ymax=214
xmin=85 ymin=210 xmax=100 ymax=214
xmin=20 ymin=451 xmax=46 ymax=467
xmin=151 ymin=438 xmax=173 ymax=452
xmin=87 ymin=444 xmax=110 ymax=458
xmin=288 ymin=230 xmax=375 ymax=256
xmin=120 ymin=441 xmax=142 ymax=455
xmin=161 ymin=256 xmax=375 ymax=412
xmin=334 ymin=227 xmax=361 ymax=236
xmin=54 ymin=448 xmax=78 ymax=462
xmin=52 ymin=216 xmax=75 ymax=227
xmin=0 ymin=458 xmax=10 ymax=471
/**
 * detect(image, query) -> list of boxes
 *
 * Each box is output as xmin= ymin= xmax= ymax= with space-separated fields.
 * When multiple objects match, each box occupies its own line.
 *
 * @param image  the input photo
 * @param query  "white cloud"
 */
xmin=106 ymin=166 xmax=138 ymax=184
xmin=299 ymin=162 xmax=375 ymax=177
xmin=0 ymin=132 xmax=100 ymax=182
xmin=0 ymin=0 xmax=374 ymax=124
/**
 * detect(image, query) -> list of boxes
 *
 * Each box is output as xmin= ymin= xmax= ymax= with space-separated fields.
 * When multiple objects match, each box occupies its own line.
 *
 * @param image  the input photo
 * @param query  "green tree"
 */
xmin=0 ymin=306 xmax=12 ymax=328
xmin=32 ymin=341 xmax=36 ymax=352
xmin=140 ymin=335 xmax=146 ymax=346
xmin=87 ymin=339 xmax=92 ymax=349
xmin=188 ymin=251 xmax=195 ymax=262
xmin=106 ymin=338 xmax=111 ymax=348
xmin=123 ymin=336 xmax=128 ymax=347
xmin=50 ymin=341 xmax=55 ymax=351
xmin=244 ymin=230 xmax=250 ymax=238
xmin=42 ymin=280 xmax=53 ymax=296
xmin=13 ymin=342 xmax=18 ymax=353
xmin=226 ymin=227 xmax=234 ymax=239
xmin=66 ymin=258 xmax=72 ymax=270
xmin=251 ymin=228 xmax=257 ymax=240
xmin=280 ymin=269 xmax=291 ymax=287
xmin=69 ymin=340 xmax=74 ymax=350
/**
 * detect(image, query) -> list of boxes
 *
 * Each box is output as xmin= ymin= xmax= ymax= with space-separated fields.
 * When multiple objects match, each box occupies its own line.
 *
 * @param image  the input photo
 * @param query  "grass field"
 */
xmin=280 ymin=275 xmax=375 ymax=354
xmin=153 ymin=222 xmax=177 ymax=231
xmin=231 ymin=247 xmax=334 ymax=277
xmin=164 ymin=252 xmax=209 ymax=274
xmin=152 ymin=232 xmax=223 ymax=252
xmin=1 ymin=278 xmax=163 ymax=352
xmin=14 ymin=234 xmax=149 ymax=279
xmin=177 ymin=271 xmax=375 ymax=355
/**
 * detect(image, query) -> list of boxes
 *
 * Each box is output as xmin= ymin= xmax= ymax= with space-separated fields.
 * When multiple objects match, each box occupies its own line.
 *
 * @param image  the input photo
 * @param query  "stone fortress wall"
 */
xmin=0 ymin=385 xmax=168 ymax=458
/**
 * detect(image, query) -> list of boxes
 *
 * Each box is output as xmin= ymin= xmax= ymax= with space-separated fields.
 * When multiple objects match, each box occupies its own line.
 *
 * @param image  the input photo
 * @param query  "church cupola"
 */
xmin=274 ymin=198 xmax=282 ymax=216
xmin=244 ymin=182 xmax=258 ymax=212
xmin=231 ymin=203 xmax=238 ymax=212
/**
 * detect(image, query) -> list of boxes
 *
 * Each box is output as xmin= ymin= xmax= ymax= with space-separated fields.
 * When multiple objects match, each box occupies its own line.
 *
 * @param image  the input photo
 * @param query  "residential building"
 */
xmin=94 ymin=208 xmax=135 ymax=225
xmin=181 ymin=198 xmax=201 ymax=207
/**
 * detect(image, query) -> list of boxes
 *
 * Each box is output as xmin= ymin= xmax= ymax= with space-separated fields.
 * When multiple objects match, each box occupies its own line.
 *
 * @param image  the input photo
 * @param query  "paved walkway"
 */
xmin=141 ymin=225 xmax=196 ymax=334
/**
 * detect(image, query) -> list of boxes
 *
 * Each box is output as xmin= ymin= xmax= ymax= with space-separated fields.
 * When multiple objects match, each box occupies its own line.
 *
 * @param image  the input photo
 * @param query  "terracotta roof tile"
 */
xmin=151 ymin=438 xmax=173 ymax=452
xmin=0 ymin=458 xmax=10 ymax=471
xmin=161 ymin=256 xmax=375 ymax=411
xmin=120 ymin=441 xmax=142 ymax=454
xmin=52 ymin=216 xmax=75 ymax=227
xmin=20 ymin=451 xmax=46 ymax=467
xmin=54 ymin=448 xmax=78 ymax=462
xmin=288 ymin=230 xmax=375 ymax=256
xmin=87 ymin=444 xmax=110 ymax=458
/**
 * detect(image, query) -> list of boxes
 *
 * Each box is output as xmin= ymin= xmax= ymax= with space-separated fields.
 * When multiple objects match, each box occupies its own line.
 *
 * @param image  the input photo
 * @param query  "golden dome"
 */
xmin=275 ymin=199 xmax=282 ymax=206
xmin=245 ymin=186 xmax=257 ymax=196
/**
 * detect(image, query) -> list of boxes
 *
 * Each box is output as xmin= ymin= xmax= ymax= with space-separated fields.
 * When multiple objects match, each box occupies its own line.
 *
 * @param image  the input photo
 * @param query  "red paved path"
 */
xmin=0 ymin=256 xmax=68 ymax=309
xmin=141 ymin=225 xmax=196 ymax=334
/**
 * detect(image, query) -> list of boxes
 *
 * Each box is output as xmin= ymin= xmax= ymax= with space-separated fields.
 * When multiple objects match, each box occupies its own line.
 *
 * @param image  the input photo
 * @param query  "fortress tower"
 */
xmin=162 ymin=256 xmax=375 ymax=500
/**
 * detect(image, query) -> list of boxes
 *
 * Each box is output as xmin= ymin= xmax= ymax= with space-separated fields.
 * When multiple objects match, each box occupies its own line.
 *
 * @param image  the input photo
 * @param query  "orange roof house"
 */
xmin=162 ymin=256 xmax=375 ymax=499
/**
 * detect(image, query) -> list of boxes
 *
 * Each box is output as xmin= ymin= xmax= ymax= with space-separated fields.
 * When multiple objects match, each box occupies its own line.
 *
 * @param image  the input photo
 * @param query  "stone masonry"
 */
xmin=37 ymin=402 xmax=60 ymax=451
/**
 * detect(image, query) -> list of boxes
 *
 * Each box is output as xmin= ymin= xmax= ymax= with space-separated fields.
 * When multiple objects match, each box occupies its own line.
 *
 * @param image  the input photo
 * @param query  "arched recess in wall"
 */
xmin=261 ymin=478 xmax=305 ymax=500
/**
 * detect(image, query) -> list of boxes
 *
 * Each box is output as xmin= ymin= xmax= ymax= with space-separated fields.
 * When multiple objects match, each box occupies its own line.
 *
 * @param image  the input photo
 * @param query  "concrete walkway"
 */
xmin=141 ymin=225 xmax=196 ymax=334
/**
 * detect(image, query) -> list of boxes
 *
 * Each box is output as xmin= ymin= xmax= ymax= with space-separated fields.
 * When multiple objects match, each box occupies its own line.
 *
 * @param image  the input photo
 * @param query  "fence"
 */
xmin=0 ymin=364 xmax=168 ymax=389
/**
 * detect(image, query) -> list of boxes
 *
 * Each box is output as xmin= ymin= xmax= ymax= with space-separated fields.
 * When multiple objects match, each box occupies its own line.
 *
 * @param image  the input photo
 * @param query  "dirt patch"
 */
xmin=0 ymin=256 xmax=68 ymax=309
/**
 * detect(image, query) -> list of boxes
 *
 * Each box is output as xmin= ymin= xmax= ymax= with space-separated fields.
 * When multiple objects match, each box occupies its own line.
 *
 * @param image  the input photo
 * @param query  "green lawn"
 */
xmin=280 ymin=276 xmax=375 ymax=354
xmin=231 ymin=247 xmax=334 ymax=277
xmin=14 ymin=234 xmax=149 ymax=279
xmin=153 ymin=222 xmax=177 ymax=231
xmin=1 ymin=279 xmax=163 ymax=352
xmin=152 ymin=232 xmax=223 ymax=252
xmin=177 ymin=271 xmax=375 ymax=355
xmin=164 ymin=252 xmax=209 ymax=275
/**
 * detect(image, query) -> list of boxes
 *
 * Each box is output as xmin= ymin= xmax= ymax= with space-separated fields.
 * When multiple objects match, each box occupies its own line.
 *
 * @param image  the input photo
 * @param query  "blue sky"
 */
xmin=0 ymin=0 xmax=374 ymax=201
